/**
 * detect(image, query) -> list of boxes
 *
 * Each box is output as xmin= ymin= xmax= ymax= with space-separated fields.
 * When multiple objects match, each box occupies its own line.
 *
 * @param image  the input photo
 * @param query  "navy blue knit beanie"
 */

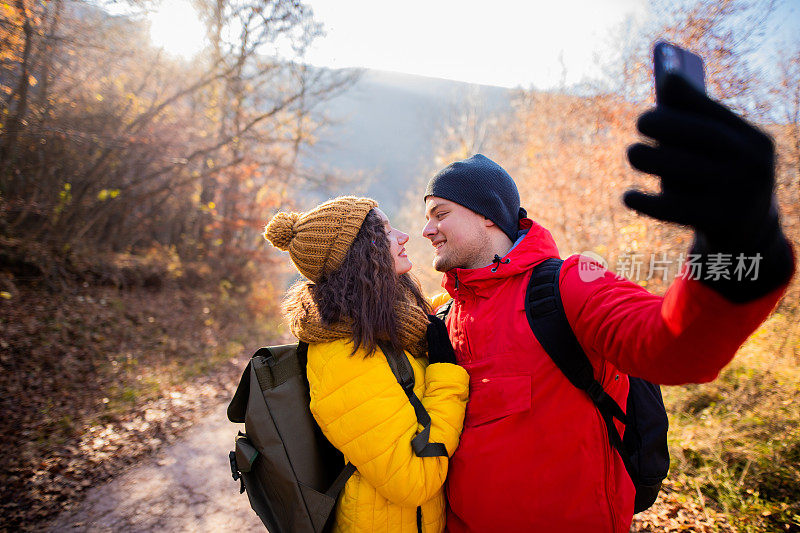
xmin=424 ymin=154 xmax=526 ymax=242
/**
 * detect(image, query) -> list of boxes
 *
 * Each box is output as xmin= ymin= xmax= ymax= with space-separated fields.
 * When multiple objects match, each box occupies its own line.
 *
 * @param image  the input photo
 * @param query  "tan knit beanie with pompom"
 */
xmin=264 ymin=196 xmax=378 ymax=282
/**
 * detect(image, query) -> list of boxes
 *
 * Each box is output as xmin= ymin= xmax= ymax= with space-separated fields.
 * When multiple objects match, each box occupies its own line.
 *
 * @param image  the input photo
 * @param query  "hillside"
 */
xmin=300 ymin=69 xmax=514 ymax=212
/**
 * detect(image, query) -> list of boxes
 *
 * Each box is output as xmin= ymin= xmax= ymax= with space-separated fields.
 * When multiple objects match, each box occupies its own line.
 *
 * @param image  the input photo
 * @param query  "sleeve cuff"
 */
xmin=425 ymin=362 xmax=469 ymax=386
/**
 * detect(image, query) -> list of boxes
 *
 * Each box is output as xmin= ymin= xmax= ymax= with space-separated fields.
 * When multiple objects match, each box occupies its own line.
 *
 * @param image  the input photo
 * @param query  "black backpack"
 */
xmin=438 ymin=257 xmax=670 ymax=513
xmin=227 ymin=341 xmax=447 ymax=533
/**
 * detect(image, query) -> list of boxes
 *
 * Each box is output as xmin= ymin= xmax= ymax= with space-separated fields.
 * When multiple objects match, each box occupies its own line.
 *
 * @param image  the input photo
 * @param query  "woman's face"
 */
xmin=374 ymin=208 xmax=412 ymax=275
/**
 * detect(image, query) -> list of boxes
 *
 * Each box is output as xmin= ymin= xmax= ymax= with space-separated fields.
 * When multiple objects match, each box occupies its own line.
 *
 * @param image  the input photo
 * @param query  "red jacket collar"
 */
xmin=442 ymin=218 xmax=561 ymax=298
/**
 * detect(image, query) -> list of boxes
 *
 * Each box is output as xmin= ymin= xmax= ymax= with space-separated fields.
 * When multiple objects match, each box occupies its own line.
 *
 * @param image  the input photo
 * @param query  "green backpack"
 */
xmin=228 ymin=341 xmax=447 ymax=533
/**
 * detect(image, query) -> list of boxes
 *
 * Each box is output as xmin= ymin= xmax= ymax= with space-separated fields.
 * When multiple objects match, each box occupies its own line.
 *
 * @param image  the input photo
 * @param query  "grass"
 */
xmin=663 ymin=307 xmax=800 ymax=532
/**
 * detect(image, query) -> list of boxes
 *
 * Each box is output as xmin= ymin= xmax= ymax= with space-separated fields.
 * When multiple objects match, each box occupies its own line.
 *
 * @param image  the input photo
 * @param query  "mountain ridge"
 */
xmin=300 ymin=68 xmax=515 ymax=214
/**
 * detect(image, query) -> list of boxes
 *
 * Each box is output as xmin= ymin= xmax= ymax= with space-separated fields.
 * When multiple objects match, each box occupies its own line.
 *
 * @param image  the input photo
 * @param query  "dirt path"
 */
xmin=43 ymin=398 xmax=729 ymax=533
xmin=46 ymin=403 xmax=263 ymax=532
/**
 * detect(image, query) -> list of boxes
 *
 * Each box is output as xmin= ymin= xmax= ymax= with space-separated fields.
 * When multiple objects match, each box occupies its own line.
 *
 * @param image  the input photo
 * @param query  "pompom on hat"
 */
xmin=264 ymin=196 xmax=378 ymax=282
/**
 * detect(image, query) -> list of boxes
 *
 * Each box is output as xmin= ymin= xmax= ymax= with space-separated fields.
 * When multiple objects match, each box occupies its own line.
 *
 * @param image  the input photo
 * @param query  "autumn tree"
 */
xmin=771 ymin=44 xmax=800 ymax=197
xmin=766 ymin=42 xmax=800 ymax=307
xmin=480 ymin=0 xmax=798 ymax=293
xmin=0 ymin=0 xmax=355 ymax=284
xmin=601 ymin=0 xmax=777 ymax=109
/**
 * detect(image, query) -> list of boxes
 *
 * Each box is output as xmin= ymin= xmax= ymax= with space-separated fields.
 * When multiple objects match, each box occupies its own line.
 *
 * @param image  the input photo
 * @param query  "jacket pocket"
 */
xmin=464 ymin=374 xmax=531 ymax=427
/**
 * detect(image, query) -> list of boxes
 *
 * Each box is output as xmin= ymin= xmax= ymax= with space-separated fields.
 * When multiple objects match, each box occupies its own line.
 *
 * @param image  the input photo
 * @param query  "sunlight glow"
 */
xmin=300 ymin=0 xmax=647 ymax=89
xmin=148 ymin=0 xmax=206 ymax=59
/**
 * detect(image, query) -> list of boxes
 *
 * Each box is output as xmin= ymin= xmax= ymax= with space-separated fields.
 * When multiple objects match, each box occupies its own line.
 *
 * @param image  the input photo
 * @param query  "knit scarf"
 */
xmin=285 ymin=281 xmax=429 ymax=356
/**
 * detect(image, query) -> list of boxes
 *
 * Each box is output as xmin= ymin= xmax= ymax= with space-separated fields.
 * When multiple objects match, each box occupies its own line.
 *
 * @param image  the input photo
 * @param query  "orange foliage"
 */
xmin=494 ymin=90 xmax=692 ymax=293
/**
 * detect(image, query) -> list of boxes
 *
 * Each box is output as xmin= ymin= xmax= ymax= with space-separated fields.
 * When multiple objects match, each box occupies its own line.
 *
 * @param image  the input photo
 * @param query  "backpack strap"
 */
xmin=524 ymin=258 xmax=631 ymax=469
xmin=325 ymin=462 xmax=357 ymax=498
xmin=378 ymin=341 xmax=449 ymax=458
xmin=252 ymin=345 xmax=304 ymax=390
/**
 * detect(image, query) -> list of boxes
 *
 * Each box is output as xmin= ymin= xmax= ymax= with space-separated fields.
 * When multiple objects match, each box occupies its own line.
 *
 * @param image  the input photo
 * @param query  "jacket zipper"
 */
xmin=416 ymin=505 xmax=422 ymax=533
xmin=596 ymin=408 xmax=618 ymax=532
xmin=451 ymin=271 xmax=472 ymax=360
xmin=451 ymin=292 xmax=475 ymax=362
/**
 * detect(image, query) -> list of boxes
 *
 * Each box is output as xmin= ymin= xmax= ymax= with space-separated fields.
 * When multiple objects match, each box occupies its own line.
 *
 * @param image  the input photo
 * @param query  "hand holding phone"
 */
xmin=624 ymin=41 xmax=777 ymax=256
xmin=622 ymin=41 xmax=792 ymax=302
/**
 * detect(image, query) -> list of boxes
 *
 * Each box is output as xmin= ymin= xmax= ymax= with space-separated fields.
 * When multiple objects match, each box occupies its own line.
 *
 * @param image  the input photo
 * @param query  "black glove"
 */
xmin=624 ymin=73 xmax=793 ymax=302
xmin=426 ymin=314 xmax=457 ymax=365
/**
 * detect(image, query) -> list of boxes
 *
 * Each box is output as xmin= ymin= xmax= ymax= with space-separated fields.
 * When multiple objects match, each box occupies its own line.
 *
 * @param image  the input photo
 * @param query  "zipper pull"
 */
xmin=454 ymin=271 xmax=459 ymax=290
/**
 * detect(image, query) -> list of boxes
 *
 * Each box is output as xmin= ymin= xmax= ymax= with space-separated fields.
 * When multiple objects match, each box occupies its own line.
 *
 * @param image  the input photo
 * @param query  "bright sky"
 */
xmin=146 ymin=0 xmax=799 ymax=89
xmin=147 ymin=1 xmax=207 ymax=59
xmin=145 ymin=0 xmax=647 ymax=87
xmin=301 ymin=0 xmax=647 ymax=88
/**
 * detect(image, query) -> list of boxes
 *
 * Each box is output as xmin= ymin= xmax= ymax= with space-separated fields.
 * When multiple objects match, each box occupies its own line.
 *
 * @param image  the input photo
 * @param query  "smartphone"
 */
xmin=653 ymin=41 xmax=706 ymax=104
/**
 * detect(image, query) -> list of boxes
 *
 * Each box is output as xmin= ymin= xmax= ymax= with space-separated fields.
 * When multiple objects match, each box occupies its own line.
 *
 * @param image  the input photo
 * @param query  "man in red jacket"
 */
xmin=422 ymin=74 xmax=795 ymax=532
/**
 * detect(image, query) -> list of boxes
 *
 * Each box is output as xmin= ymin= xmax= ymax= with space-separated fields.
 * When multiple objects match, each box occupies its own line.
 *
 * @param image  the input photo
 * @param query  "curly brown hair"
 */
xmin=293 ymin=209 xmax=430 ymax=356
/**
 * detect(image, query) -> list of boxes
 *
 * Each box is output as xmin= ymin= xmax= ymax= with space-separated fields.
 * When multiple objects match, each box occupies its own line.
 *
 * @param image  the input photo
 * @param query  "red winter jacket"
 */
xmin=442 ymin=218 xmax=791 ymax=533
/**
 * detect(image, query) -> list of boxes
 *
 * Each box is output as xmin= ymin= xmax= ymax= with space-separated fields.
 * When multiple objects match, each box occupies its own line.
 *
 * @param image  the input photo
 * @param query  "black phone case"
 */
xmin=654 ymin=41 xmax=706 ymax=103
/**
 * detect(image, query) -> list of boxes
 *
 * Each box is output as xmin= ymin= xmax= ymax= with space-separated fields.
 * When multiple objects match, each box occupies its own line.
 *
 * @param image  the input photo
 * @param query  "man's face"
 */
xmin=423 ymin=197 xmax=491 ymax=271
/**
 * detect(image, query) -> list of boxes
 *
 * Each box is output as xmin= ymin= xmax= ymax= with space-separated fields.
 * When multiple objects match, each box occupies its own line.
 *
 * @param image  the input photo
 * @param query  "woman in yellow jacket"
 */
xmin=265 ymin=196 xmax=468 ymax=533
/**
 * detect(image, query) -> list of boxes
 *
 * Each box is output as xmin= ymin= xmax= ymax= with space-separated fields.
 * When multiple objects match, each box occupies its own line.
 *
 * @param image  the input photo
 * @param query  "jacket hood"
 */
xmin=442 ymin=218 xmax=560 ymax=298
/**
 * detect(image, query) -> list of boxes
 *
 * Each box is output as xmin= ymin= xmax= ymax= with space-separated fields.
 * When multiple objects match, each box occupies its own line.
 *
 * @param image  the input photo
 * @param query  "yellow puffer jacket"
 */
xmin=306 ymin=339 xmax=469 ymax=533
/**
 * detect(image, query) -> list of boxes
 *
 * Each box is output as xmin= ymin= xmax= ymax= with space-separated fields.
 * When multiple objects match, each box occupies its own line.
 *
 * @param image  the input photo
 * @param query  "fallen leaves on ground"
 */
xmin=0 ymin=279 xmax=282 ymax=531
xmin=632 ymin=480 xmax=735 ymax=532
